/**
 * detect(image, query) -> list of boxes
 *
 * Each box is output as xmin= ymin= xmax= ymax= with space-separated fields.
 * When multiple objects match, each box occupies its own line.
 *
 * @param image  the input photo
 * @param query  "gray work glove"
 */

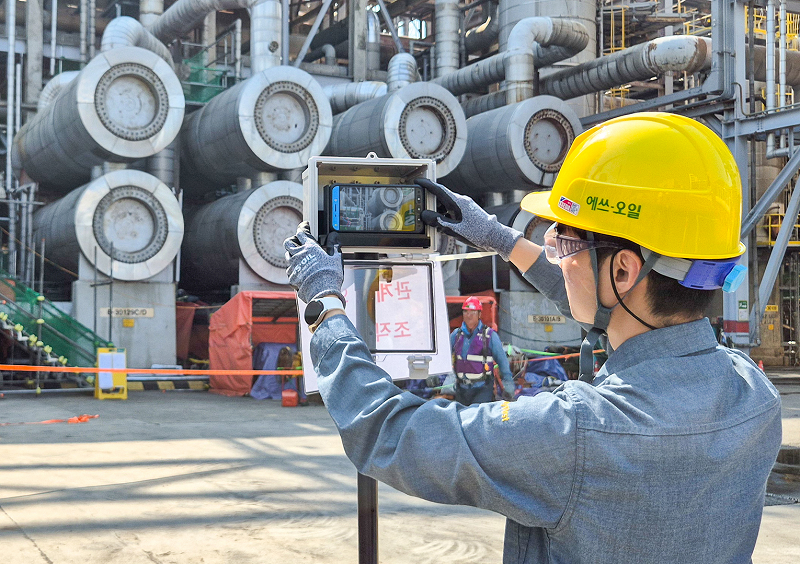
xmin=284 ymin=222 xmax=346 ymax=305
xmin=415 ymin=178 xmax=523 ymax=261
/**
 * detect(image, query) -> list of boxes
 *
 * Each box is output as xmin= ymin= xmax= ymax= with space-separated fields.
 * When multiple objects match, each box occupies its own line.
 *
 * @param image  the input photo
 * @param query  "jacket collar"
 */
xmin=602 ymin=318 xmax=718 ymax=375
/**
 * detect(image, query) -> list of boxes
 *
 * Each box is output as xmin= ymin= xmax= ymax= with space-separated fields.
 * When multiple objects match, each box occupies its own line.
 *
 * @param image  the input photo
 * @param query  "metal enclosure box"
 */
xmin=302 ymin=153 xmax=439 ymax=254
xmin=300 ymin=155 xmax=453 ymax=392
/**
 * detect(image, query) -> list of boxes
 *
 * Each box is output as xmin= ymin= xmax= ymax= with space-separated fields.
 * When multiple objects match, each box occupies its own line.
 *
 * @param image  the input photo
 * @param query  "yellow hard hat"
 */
xmin=521 ymin=112 xmax=746 ymax=260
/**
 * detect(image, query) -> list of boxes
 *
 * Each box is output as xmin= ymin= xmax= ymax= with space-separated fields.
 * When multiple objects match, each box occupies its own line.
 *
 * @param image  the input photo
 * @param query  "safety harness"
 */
xmin=454 ymin=325 xmax=495 ymax=383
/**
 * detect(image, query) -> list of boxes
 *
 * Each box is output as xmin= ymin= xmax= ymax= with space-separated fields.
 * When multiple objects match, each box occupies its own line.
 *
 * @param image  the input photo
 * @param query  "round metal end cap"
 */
xmin=238 ymin=181 xmax=304 ymax=285
xmin=511 ymin=96 xmax=583 ymax=185
xmin=384 ymin=82 xmax=467 ymax=177
xmin=77 ymin=47 xmax=185 ymax=159
xmin=94 ymin=63 xmax=169 ymax=142
xmin=75 ymin=169 xmax=184 ymax=281
xmin=241 ymin=67 xmax=332 ymax=170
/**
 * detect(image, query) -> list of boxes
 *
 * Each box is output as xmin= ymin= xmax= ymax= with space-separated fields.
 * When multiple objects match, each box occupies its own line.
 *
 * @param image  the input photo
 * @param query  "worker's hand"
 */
xmin=415 ymin=178 xmax=523 ymax=261
xmin=284 ymin=222 xmax=346 ymax=305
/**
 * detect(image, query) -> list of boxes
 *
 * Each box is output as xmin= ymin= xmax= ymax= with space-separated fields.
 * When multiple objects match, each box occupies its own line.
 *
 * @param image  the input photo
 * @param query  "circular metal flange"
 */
xmin=74 ymin=169 xmax=184 ymax=281
xmin=238 ymin=180 xmax=303 ymax=285
xmin=76 ymin=46 xmax=185 ymax=159
xmin=523 ymin=109 xmax=575 ymax=173
xmin=398 ymin=96 xmax=457 ymax=163
xmin=92 ymin=186 xmax=169 ymax=264
xmin=509 ymin=95 xmax=583 ymax=188
xmin=382 ymin=82 xmax=467 ymax=177
xmin=254 ymin=81 xmax=319 ymax=153
xmin=94 ymin=63 xmax=170 ymax=142
xmin=239 ymin=66 xmax=333 ymax=171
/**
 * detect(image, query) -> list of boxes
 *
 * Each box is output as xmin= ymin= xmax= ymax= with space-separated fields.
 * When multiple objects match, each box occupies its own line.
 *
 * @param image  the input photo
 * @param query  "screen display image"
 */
xmin=331 ymin=185 xmax=422 ymax=233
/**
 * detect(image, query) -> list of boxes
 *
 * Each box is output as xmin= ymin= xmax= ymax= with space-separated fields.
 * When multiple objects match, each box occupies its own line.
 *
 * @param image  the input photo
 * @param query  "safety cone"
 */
xmin=758 ymin=360 xmax=765 ymax=371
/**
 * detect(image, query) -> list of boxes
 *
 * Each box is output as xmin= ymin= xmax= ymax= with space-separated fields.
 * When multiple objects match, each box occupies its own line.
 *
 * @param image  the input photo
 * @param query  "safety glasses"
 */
xmin=543 ymin=223 xmax=624 ymax=265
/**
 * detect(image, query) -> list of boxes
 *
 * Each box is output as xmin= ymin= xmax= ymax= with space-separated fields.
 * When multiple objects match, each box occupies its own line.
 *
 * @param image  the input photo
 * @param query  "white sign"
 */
xmin=374 ymin=267 xmax=432 ymax=350
xmin=97 ymin=350 xmax=126 ymax=389
xmin=528 ymin=314 xmax=566 ymax=324
xmin=100 ymin=307 xmax=155 ymax=318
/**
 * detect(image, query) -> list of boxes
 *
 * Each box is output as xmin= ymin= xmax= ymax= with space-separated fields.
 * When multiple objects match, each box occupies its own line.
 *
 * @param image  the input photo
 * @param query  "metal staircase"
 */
xmin=0 ymin=273 xmax=112 ymax=370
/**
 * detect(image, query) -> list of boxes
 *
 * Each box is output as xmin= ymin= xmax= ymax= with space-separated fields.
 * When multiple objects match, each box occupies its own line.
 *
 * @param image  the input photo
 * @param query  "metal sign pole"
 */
xmin=357 ymin=473 xmax=378 ymax=564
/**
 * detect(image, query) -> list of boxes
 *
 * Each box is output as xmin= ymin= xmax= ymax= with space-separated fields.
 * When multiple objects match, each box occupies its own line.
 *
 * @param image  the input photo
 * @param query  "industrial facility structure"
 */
xmin=2 ymin=0 xmax=800 ymax=371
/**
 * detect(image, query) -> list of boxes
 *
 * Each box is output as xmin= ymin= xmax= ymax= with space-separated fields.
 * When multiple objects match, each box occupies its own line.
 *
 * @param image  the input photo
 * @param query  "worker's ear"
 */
xmin=609 ymin=249 xmax=643 ymax=294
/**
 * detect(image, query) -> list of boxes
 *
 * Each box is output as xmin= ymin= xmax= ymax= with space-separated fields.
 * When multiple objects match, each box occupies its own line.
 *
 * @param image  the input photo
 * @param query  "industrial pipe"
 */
xmin=89 ymin=0 xmax=96 ymax=59
xmin=50 ymin=0 xmax=57 ymax=75
xmin=139 ymin=0 xmax=164 ymax=28
xmin=181 ymin=181 xmax=303 ymax=288
xmin=12 ymin=46 xmax=185 ymax=191
xmin=325 ymin=82 xmax=467 ymax=177
xmin=540 ymin=35 xmax=713 ymax=100
xmin=367 ymin=10 xmax=381 ymax=71
xmin=442 ymin=95 xmax=582 ymax=196
xmin=180 ymin=66 xmax=332 ymax=195
xmin=148 ymin=0 xmax=282 ymax=73
xmin=101 ymin=16 xmax=174 ymax=68
xmin=432 ymin=17 xmax=588 ymax=104
xmin=435 ymin=0 xmax=460 ymax=77
xmin=324 ymin=81 xmax=388 ymax=114
xmin=387 ymin=52 xmax=418 ymax=91
xmin=32 ymin=170 xmax=184 ymax=281
xmin=80 ymin=0 xmax=88 ymax=64
xmin=464 ymin=3 xmax=498 ymax=55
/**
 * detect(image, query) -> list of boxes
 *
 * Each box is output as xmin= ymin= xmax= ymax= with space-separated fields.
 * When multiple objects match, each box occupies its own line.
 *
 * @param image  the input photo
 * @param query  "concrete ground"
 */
xmin=0 ymin=382 xmax=798 ymax=564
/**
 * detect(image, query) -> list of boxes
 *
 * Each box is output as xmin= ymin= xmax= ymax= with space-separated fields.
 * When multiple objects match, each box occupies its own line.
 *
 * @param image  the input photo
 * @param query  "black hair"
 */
xmin=558 ymin=224 xmax=714 ymax=321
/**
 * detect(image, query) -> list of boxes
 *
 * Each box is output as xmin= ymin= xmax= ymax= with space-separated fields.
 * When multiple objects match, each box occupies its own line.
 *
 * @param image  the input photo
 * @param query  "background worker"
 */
xmin=284 ymin=112 xmax=781 ymax=563
xmin=439 ymin=296 xmax=515 ymax=403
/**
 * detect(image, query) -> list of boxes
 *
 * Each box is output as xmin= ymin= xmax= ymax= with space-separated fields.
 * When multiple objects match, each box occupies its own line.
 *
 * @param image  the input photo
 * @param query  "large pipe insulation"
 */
xmin=101 ymin=16 xmax=174 ymax=68
xmin=464 ymin=3 xmax=499 ymax=55
xmin=180 ymin=66 xmax=332 ymax=195
xmin=325 ymin=82 xmax=467 ymax=177
xmin=36 ymin=71 xmax=79 ymax=110
xmin=32 ymin=169 xmax=184 ymax=281
xmin=12 ymin=46 xmax=185 ymax=192
xmin=324 ymin=81 xmax=387 ymax=114
xmin=387 ymin=52 xmax=419 ymax=91
xmin=540 ymin=35 xmax=712 ymax=100
xmin=441 ymin=95 xmax=582 ymax=197
xmin=367 ymin=10 xmax=381 ymax=71
xmin=435 ymin=0 xmax=460 ymax=77
xmin=431 ymin=18 xmax=588 ymax=105
xmin=181 ymin=181 xmax=303 ymax=288
xmin=148 ymin=0 xmax=282 ymax=73
xmin=139 ymin=0 xmax=164 ymax=28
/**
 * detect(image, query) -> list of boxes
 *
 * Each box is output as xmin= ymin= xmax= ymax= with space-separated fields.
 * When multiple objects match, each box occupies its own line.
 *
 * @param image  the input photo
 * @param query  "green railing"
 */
xmin=0 ymin=275 xmax=112 ymax=367
xmin=181 ymin=52 xmax=238 ymax=104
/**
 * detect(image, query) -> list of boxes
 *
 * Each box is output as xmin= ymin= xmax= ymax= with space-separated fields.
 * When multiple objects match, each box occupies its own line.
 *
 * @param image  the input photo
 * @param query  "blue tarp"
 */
xmin=519 ymin=357 xmax=569 ymax=397
xmin=250 ymin=342 xmax=305 ymax=400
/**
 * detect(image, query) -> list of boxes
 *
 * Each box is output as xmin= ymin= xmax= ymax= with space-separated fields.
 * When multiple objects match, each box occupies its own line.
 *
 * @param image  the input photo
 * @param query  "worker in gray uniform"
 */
xmin=284 ymin=113 xmax=781 ymax=564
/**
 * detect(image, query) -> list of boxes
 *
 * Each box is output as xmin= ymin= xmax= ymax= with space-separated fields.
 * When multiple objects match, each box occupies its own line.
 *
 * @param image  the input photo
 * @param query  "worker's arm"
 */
xmin=488 ymin=329 xmax=515 ymax=398
xmin=311 ymin=314 xmax=577 ymax=529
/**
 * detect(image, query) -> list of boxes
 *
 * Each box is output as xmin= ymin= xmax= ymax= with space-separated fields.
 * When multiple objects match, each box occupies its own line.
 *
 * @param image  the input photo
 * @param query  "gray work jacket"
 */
xmin=311 ymin=257 xmax=782 ymax=563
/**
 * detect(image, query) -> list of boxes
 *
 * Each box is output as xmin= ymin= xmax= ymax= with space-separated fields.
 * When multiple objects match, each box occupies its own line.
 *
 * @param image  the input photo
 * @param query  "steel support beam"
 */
xmin=742 ymin=146 xmax=800 ymax=237
xmin=293 ymin=0 xmax=337 ymax=67
xmin=758 ymin=180 xmax=800 ymax=319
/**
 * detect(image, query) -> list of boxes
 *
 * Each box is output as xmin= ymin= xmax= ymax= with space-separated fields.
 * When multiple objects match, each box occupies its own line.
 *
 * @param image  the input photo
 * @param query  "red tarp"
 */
xmin=208 ymin=291 xmax=298 ymax=396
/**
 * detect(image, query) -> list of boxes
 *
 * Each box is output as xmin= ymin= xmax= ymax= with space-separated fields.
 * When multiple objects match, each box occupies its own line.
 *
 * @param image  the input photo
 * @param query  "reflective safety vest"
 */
xmin=454 ymin=326 xmax=495 ymax=382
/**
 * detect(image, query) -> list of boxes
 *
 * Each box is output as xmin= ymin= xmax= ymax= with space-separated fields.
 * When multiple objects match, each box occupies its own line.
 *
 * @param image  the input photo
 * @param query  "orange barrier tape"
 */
xmin=0 ymin=364 xmax=303 ymax=376
xmin=527 ymin=350 xmax=605 ymax=363
xmin=0 ymin=414 xmax=99 ymax=426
